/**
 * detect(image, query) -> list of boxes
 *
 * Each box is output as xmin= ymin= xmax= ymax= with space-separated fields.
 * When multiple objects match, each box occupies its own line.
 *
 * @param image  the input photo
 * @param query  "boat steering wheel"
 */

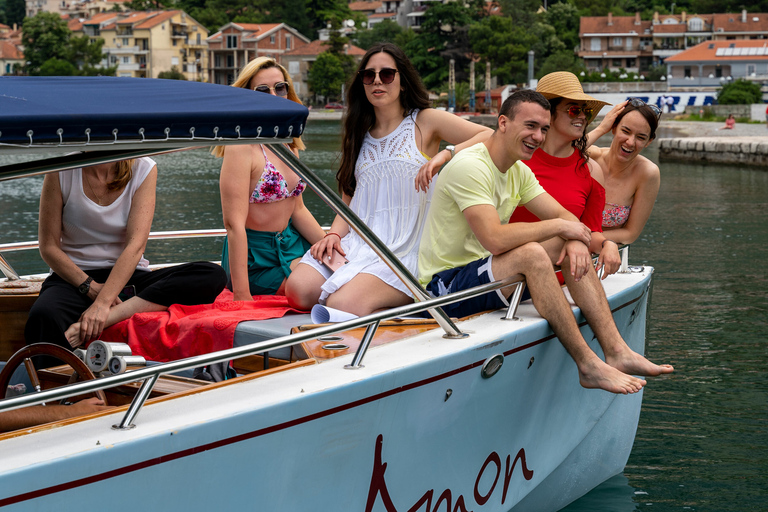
xmin=0 ymin=343 xmax=108 ymax=405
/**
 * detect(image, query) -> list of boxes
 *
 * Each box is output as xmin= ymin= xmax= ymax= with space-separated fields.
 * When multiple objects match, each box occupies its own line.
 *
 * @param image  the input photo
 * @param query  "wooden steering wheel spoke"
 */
xmin=0 ymin=343 xmax=108 ymax=405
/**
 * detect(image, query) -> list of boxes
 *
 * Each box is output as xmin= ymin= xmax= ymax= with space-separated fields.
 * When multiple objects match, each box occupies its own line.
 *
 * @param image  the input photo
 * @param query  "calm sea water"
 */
xmin=0 ymin=120 xmax=766 ymax=511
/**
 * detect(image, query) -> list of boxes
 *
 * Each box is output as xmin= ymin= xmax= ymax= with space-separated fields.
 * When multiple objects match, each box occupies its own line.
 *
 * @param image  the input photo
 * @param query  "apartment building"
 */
xmin=207 ymin=23 xmax=310 ymax=85
xmin=578 ymin=13 xmax=653 ymax=73
xmin=26 ymin=0 xmax=123 ymax=18
xmin=579 ymin=10 xmax=768 ymax=73
xmin=72 ymin=10 xmax=209 ymax=80
xmin=0 ymin=40 xmax=23 ymax=75
xmin=665 ymin=39 xmax=768 ymax=88
xmin=349 ymin=0 xmax=402 ymax=27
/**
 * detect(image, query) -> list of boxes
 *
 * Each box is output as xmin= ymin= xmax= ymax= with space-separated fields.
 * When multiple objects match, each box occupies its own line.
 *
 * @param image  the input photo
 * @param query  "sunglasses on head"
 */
xmin=628 ymin=98 xmax=662 ymax=119
xmin=359 ymin=68 xmax=398 ymax=85
xmin=562 ymin=105 xmax=594 ymax=119
xmin=253 ymin=81 xmax=289 ymax=97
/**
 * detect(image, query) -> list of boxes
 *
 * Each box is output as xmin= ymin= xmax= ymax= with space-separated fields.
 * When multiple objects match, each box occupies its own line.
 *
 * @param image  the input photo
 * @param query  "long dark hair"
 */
xmin=337 ymin=43 xmax=430 ymax=197
xmin=612 ymin=103 xmax=659 ymax=141
xmin=549 ymin=97 xmax=589 ymax=173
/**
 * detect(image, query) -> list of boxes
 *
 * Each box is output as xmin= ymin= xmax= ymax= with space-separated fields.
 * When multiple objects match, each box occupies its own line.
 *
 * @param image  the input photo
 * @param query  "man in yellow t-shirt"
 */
xmin=417 ymin=89 xmax=673 ymax=395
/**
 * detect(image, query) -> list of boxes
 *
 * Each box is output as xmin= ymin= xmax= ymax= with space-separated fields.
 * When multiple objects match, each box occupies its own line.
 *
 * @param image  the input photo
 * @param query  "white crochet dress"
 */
xmin=299 ymin=110 xmax=432 ymax=303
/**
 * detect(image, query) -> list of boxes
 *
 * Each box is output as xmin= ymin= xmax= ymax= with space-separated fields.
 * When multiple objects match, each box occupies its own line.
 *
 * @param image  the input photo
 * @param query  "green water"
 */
xmin=0 ymin=120 xmax=766 ymax=511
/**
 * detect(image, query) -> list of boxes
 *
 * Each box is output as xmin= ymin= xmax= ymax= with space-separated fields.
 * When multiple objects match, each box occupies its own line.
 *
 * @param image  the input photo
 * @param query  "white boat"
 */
xmin=0 ymin=77 xmax=652 ymax=511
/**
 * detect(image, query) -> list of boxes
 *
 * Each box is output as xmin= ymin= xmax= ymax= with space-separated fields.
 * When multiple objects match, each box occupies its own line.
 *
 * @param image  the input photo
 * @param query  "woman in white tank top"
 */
xmin=285 ymin=43 xmax=492 ymax=317
xmin=26 ymin=158 xmax=226 ymax=351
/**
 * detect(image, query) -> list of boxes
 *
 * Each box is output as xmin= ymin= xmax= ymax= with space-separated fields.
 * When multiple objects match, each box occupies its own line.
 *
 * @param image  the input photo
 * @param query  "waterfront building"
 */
xmin=664 ymin=39 xmax=768 ymax=89
xmin=25 ymin=0 xmax=125 ymax=18
xmin=650 ymin=11 xmax=712 ymax=65
xmin=711 ymin=12 xmax=768 ymax=41
xmin=206 ymin=23 xmax=310 ymax=86
xmin=579 ymin=10 xmax=768 ymax=73
xmin=0 ymin=39 xmax=23 ymax=76
xmin=282 ymin=39 xmax=366 ymax=104
xmin=349 ymin=0 xmax=401 ymax=27
xmin=71 ymin=10 xmax=209 ymax=80
xmin=578 ymin=13 xmax=653 ymax=74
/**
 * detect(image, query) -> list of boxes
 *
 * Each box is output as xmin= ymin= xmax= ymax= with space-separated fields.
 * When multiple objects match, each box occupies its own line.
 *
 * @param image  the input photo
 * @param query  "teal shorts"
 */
xmin=221 ymin=220 xmax=311 ymax=295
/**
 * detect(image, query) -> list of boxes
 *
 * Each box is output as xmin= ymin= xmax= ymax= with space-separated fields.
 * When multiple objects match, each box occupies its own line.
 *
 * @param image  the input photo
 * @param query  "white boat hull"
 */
xmin=0 ymin=268 xmax=652 ymax=512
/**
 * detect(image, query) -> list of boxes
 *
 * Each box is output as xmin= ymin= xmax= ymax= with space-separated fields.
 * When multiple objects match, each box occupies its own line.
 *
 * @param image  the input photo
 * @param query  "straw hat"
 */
xmin=536 ymin=72 xmax=610 ymax=122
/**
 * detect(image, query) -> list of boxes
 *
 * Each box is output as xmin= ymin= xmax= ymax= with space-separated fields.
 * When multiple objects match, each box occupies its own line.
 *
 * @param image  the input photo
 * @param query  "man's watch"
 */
xmin=78 ymin=276 xmax=93 ymax=295
xmin=445 ymin=145 xmax=456 ymax=159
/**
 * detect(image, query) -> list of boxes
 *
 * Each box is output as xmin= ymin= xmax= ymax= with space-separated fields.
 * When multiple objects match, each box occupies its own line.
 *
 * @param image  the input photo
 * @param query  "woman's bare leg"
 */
xmin=285 ymin=262 xmax=327 ymax=311
xmin=326 ymin=274 xmax=411 ymax=317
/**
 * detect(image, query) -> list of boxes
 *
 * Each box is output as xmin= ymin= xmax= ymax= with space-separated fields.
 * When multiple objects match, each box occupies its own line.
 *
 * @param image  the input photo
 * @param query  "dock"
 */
xmin=658 ymin=136 xmax=768 ymax=168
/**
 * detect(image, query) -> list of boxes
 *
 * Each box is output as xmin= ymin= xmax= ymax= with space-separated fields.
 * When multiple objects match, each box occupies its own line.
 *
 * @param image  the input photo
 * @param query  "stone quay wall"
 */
xmin=658 ymin=137 xmax=768 ymax=168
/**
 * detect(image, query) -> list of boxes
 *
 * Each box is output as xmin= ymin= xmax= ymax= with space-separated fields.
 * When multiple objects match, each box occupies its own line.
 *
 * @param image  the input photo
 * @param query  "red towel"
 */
xmin=99 ymin=290 xmax=305 ymax=362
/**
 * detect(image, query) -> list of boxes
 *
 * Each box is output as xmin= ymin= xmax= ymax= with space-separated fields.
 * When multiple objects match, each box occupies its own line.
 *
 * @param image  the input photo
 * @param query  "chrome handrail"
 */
xmin=271 ymin=144 xmax=465 ymax=339
xmin=0 ymin=272 xmax=526 ymax=427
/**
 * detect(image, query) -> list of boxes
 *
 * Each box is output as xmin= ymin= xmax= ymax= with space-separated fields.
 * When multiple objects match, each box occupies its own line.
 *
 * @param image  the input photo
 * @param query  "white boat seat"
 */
xmin=233 ymin=313 xmax=313 ymax=361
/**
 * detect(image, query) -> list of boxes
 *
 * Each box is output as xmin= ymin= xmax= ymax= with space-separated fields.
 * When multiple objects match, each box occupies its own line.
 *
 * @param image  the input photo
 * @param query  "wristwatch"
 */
xmin=445 ymin=145 xmax=456 ymax=159
xmin=78 ymin=276 xmax=93 ymax=295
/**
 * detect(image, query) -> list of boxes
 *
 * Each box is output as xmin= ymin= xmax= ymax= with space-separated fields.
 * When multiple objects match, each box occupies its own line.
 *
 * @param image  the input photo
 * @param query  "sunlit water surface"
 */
xmin=0 ymin=120 xmax=766 ymax=511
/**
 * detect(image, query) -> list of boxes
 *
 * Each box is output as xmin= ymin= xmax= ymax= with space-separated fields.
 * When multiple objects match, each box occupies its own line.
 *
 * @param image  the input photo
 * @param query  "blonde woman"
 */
xmin=214 ymin=58 xmax=325 ymax=301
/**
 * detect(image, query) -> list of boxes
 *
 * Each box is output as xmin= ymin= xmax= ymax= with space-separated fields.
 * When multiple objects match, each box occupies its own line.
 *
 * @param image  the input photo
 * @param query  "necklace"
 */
xmin=83 ymin=169 xmax=110 ymax=206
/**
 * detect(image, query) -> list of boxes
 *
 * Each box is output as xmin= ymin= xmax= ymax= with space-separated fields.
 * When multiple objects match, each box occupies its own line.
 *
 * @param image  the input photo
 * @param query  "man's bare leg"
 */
xmin=65 ymin=297 xmax=166 ymax=347
xmin=493 ymin=243 xmax=645 ymax=394
xmin=558 ymin=259 xmax=674 ymax=377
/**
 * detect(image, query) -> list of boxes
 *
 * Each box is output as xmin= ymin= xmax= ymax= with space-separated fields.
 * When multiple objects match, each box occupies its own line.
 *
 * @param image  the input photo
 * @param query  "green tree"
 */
xmin=537 ymin=49 xmax=582 ymax=78
xmin=306 ymin=0 xmax=353 ymax=39
xmin=22 ymin=12 xmax=116 ymax=76
xmin=405 ymin=0 xmax=484 ymax=89
xmin=307 ymin=51 xmax=345 ymax=101
xmin=38 ymin=58 xmax=78 ymax=76
xmin=352 ymin=19 xmax=404 ymax=50
xmin=22 ymin=13 xmax=73 ymax=74
xmin=4 ymin=0 xmax=25 ymax=26
xmin=717 ymin=79 xmax=762 ymax=105
xmin=158 ymin=66 xmax=188 ymax=80
xmin=543 ymin=2 xmax=581 ymax=51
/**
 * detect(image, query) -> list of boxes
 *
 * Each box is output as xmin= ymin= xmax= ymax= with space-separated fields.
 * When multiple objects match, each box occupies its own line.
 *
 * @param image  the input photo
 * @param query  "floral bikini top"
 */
xmin=249 ymin=145 xmax=306 ymax=204
xmin=602 ymin=202 xmax=631 ymax=228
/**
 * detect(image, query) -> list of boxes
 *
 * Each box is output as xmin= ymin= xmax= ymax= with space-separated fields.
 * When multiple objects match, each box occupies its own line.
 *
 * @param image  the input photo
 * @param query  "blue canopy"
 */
xmin=0 ymin=76 xmax=308 ymax=148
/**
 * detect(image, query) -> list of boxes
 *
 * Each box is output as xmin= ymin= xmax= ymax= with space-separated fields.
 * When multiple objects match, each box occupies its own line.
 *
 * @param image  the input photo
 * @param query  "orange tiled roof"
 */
xmin=0 ymin=23 xmax=10 ymax=31
xmin=712 ymin=12 xmax=768 ymax=33
xmin=102 ymin=11 xmax=157 ymax=30
xmin=665 ymin=39 xmax=768 ymax=62
xmin=580 ymin=15 xmax=652 ymax=35
xmin=84 ymin=12 xmax=122 ymax=25
xmin=0 ymin=40 xmax=23 ymax=60
xmin=285 ymin=39 xmax=365 ymax=57
xmin=135 ymin=10 xmax=179 ymax=29
xmin=349 ymin=1 xmax=381 ymax=12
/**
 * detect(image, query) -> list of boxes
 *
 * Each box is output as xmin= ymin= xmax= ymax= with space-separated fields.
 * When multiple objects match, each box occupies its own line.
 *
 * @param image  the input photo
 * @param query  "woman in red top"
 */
xmin=510 ymin=72 xmax=622 ymax=278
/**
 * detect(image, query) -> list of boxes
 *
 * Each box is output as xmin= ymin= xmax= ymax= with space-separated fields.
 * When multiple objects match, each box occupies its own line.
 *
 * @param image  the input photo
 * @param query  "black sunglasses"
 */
xmin=253 ymin=81 xmax=289 ymax=97
xmin=628 ymin=98 xmax=662 ymax=119
xmin=359 ymin=68 xmax=398 ymax=85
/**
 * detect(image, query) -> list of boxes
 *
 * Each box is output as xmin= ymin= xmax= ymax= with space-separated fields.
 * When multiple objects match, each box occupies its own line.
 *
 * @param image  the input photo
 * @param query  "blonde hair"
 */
xmin=109 ymin=159 xmax=134 ymax=191
xmin=212 ymin=57 xmax=305 ymax=157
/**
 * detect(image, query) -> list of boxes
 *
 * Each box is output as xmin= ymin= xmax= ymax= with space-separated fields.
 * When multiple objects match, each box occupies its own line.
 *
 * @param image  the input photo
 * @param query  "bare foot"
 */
xmin=606 ymin=347 xmax=674 ymax=377
xmin=578 ymin=357 xmax=646 ymax=394
xmin=65 ymin=323 xmax=83 ymax=349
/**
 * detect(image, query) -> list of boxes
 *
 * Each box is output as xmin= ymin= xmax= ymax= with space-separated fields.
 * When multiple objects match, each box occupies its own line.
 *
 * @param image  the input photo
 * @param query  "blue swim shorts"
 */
xmin=425 ymin=256 xmax=510 ymax=318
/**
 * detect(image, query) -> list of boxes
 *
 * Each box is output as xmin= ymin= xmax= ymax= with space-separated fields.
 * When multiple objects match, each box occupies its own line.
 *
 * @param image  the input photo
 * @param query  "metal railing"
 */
xmin=0 ymin=272 xmax=526 ymax=430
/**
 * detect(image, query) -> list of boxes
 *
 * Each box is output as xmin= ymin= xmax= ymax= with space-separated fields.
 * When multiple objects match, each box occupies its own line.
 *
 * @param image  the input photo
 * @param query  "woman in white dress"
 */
xmin=285 ymin=43 xmax=491 ymax=316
